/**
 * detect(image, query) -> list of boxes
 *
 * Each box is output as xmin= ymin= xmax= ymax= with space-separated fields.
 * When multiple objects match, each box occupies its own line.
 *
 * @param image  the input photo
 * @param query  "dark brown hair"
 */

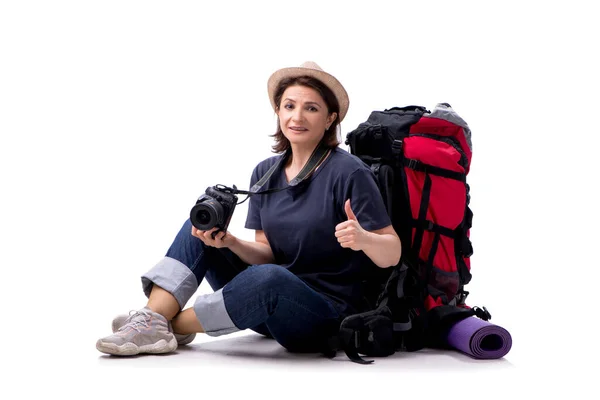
xmin=270 ymin=76 xmax=341 ymax=153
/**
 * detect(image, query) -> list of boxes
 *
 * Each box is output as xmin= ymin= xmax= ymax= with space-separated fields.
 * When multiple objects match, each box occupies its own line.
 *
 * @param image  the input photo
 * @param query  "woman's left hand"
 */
xmin=335 ymin=199 xmax=370 ymax=251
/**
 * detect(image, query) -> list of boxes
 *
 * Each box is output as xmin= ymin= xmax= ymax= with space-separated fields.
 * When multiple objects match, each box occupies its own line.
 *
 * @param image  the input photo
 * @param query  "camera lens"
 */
xmin=197 ymin=210 xmax=211 ymax=226
xmin=190 ymin=198 xmax=224 ymax=230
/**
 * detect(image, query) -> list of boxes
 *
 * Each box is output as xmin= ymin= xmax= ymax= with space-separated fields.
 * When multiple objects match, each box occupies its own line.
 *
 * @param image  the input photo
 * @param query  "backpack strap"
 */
xmin=324 ymin=263 xmax=415 ymax=365
xmin=371 ymin=163 xmax=395 ymax=220
xmin=411 ymin=172 xmax=432 ymax=257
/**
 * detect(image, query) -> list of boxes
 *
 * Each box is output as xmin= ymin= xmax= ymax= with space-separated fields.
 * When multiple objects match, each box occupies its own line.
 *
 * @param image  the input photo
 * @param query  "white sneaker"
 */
xmin=96 ymin=307 xmax=177 ymax=356
xmin=112 ymin=312 xmax=196 ymax=346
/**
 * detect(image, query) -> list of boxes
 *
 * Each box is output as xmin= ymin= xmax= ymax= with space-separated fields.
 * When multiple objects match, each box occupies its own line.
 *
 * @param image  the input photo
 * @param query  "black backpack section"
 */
xmin=327 ymin=105 xmax=491 ymax=364
xmin=349 ymin=106 xmax=425 ymax=310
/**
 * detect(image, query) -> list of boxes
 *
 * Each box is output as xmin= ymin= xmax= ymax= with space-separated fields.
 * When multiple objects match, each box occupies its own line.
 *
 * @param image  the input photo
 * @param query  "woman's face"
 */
xmin=277 ymin=84 xmax=337 ymax=150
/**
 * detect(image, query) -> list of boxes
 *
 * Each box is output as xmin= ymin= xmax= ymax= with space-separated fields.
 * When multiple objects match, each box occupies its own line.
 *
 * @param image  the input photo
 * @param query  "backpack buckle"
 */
xmin=392 ymin=139 xmax=403 ymax=155
xmin=455 ymin=290 xmax=469 ymax=305
xmin=405 ymin=158 xmax=421 ymax=171
xmin=473 ymin=306 xmax=491 ymax=321
xmin=372 ymin=125 xmax=384 ymax=139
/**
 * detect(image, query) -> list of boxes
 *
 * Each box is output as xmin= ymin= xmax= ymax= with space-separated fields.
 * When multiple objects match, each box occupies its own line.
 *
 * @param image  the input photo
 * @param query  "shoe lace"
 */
xmin=119 ymin=309 xmax=151 ymax=333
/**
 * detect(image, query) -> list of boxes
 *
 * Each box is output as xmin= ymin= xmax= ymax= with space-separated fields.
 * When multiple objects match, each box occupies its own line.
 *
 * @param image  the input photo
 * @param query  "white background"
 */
xmin=1 ymin=0 xmax=598 ymax=398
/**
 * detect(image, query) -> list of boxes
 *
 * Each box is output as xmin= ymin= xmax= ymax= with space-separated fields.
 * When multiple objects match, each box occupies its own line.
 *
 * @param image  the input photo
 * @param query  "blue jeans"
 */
xmin=141 ymin=219 xmax=340 ymax=352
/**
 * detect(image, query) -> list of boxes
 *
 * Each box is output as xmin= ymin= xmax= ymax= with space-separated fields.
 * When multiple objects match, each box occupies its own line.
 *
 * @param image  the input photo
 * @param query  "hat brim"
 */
xmin=267 ymin=67 xmax=349 ymax=122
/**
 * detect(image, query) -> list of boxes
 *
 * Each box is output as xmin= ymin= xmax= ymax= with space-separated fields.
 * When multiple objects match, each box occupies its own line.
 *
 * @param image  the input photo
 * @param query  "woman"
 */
xmin=96 ymin=61 xmax=401 ymax=356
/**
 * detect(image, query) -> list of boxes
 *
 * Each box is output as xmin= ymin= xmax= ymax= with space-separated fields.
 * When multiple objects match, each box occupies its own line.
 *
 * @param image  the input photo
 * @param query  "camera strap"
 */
xmin=249 ymin=142 xmax=331 ymax=195
xmin=212 ymin=142 xmax=330 ymax=204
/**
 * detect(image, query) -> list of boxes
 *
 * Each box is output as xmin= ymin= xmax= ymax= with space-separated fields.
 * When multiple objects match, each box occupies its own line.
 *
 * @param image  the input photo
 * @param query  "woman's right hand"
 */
xmin=191 ymin=226 xmax=237 ymax=249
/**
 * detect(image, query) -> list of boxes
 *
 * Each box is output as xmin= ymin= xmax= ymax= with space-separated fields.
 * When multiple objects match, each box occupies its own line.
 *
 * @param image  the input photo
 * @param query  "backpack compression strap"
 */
xmin=403 ymin=158 xmax=466 ymax=182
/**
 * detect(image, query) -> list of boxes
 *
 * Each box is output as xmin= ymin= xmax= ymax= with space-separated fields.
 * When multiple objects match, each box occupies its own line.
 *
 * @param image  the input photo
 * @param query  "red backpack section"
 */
xmin=402 ymin=110 xmax=473 ymax=311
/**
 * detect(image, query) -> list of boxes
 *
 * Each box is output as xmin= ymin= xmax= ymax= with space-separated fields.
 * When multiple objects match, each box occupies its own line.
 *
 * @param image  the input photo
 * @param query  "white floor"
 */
xmin=91 ymin=329 xmax=589 ymax=400
xmin=88 ymin=330 xmax=541 ymax=399
xmin=93 ymin=331 xmax=516 ymax=395
xmin=3 ymin=324 xmax=593 ymax=400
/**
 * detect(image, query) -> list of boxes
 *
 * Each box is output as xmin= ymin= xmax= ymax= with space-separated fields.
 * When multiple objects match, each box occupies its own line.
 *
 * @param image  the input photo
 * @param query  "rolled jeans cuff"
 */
xmin=194 ymin=288 xmax=239 ymax=337
xmin=141 ymin=256 xmax=198 ymax=309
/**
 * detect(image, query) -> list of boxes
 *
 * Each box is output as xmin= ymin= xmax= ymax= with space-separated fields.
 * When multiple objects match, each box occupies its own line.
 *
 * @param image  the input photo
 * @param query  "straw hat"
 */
xmin=267 ymin=61 xmax=350 ymax=122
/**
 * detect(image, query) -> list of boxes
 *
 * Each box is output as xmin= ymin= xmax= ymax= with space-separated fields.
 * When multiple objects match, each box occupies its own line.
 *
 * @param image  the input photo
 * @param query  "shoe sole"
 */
xmin=96 ymin=337 xmax=178 ymax=356
xmin=112 ymin=317 xmax=195 ymax=346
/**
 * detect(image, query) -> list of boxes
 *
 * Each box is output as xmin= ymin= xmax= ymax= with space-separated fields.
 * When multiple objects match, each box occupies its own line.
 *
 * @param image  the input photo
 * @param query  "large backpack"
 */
xmin=330 ymin=103 xmax=491 ymax=364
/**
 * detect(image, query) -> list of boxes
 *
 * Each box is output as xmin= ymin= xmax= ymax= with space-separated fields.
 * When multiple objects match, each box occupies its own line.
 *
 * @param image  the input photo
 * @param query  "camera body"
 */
xmin=190 ymin=186 xmax=238 ymax=235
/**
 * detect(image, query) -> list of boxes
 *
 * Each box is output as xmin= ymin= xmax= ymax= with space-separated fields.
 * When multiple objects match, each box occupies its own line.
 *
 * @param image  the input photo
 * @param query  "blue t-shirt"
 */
xmin=245 ymin=147 xmax=392 ymax=316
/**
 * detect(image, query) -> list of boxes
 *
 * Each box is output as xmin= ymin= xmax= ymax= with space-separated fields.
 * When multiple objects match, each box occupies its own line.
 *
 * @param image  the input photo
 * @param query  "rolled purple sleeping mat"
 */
xmin=445 ymin=316 xmax=512 ymax=359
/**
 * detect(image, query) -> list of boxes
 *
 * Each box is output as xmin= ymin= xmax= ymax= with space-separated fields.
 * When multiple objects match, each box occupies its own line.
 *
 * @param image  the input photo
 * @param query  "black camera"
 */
xmin=190 ymin=185 xmax=238 ymax=236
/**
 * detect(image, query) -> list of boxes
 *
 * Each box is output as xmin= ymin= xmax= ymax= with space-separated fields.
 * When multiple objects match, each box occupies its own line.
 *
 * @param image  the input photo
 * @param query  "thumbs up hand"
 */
xmin=335 ymin=199 xmax=369 ymax=251
xmin=344 ymin=198 xmax=358 ymax=221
